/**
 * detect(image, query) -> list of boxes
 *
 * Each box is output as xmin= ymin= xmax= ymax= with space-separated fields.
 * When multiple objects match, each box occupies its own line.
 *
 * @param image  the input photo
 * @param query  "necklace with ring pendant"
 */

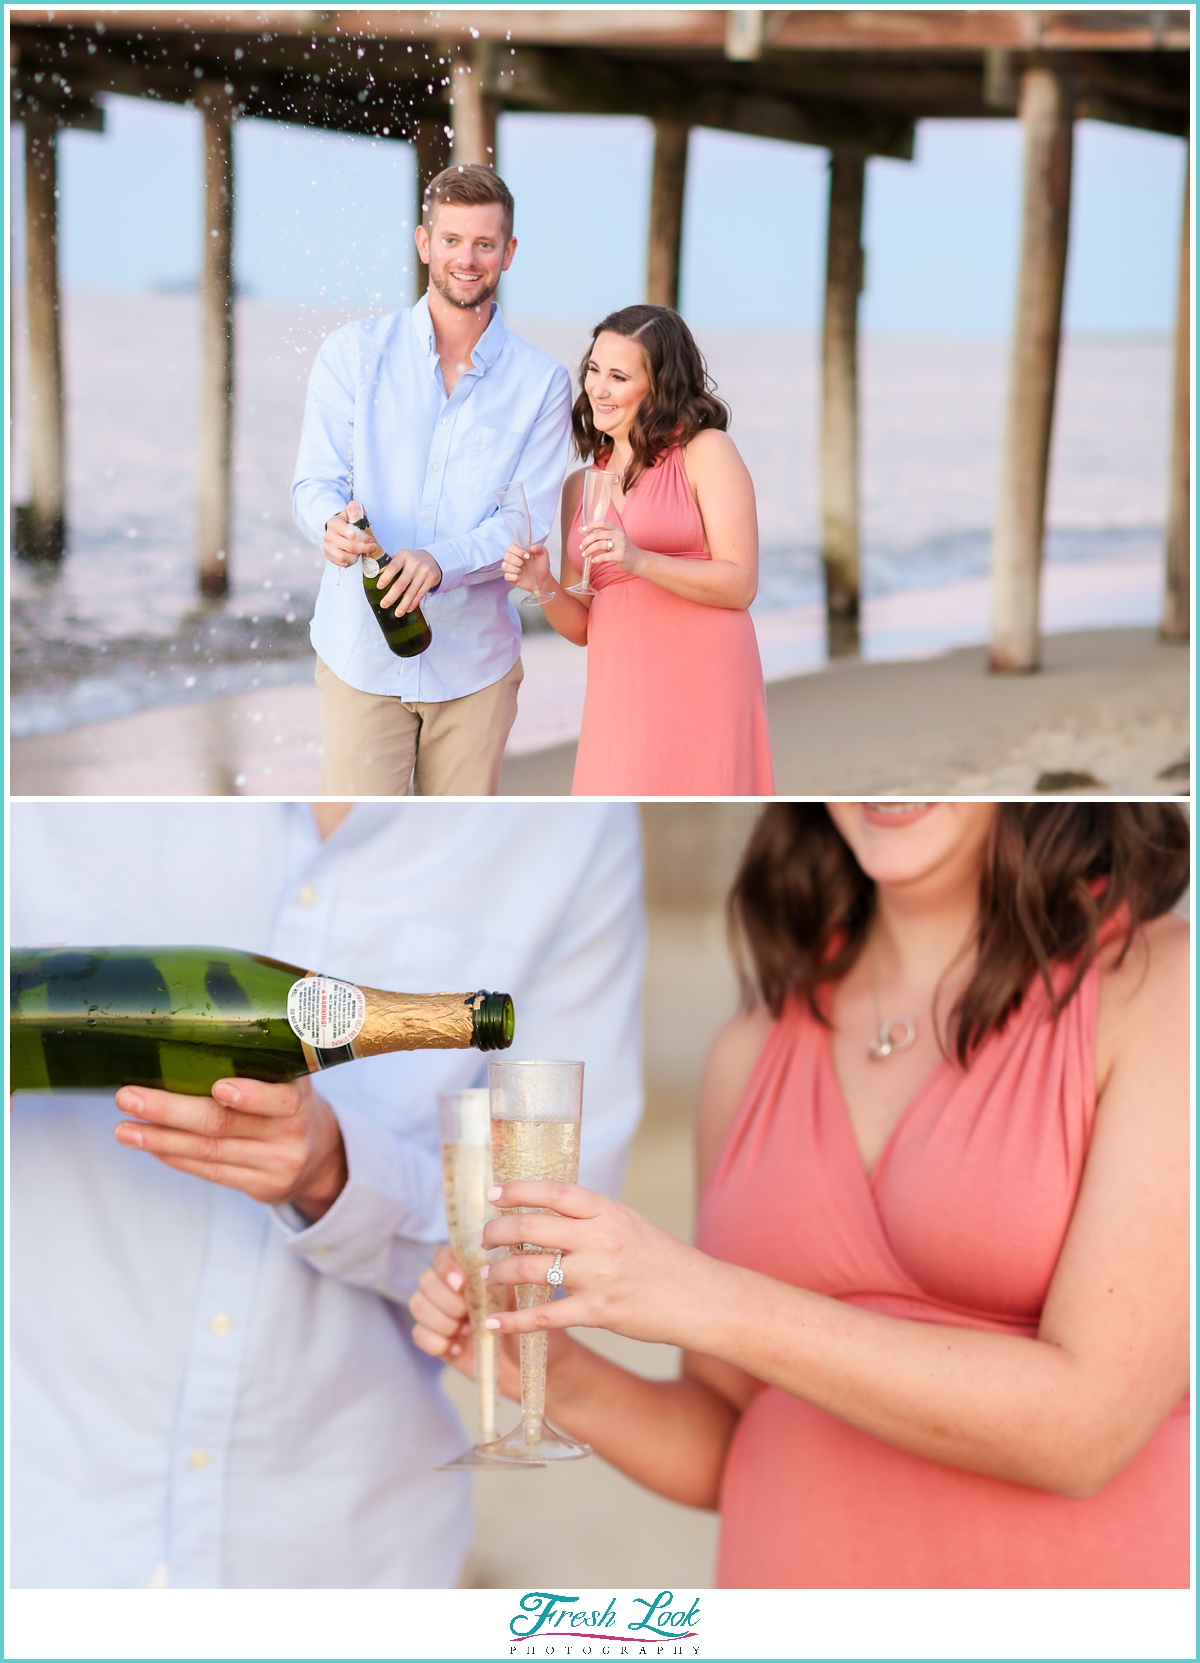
xmin=864 ymin=925 xmax=976 ymax=1062
xmin=866 ymin=940 xmax=924 ymax=1063
xmin=867 ymin=1014 xmax=920 ymax=1061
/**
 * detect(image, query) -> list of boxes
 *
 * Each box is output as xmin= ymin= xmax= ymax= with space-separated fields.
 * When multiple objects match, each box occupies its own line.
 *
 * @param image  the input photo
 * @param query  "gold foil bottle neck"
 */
xmin=352 ymin=988 xmax=476 ymax=1056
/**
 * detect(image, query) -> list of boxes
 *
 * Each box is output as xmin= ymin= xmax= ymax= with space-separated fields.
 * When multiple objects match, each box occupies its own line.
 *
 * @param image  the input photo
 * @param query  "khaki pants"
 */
xmin=316 ymin=657 xmax=523 ymax=797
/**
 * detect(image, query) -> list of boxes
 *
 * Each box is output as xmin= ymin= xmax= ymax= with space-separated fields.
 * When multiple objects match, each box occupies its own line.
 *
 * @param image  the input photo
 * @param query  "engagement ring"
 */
xmin=546 ymin=1250 xmax=565 ymax=1288
xmin=606 ymin=539 xmax=613 ymax=551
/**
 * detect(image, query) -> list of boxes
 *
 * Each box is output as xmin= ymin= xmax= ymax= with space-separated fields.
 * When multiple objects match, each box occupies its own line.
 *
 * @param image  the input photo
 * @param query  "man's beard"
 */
xmin=430 ymin=265 xmax=500 ymax=312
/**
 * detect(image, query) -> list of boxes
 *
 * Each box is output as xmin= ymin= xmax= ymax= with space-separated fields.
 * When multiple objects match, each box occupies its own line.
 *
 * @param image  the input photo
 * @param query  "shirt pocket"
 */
xmin=450 ymin=423 xmax=526 ymax=496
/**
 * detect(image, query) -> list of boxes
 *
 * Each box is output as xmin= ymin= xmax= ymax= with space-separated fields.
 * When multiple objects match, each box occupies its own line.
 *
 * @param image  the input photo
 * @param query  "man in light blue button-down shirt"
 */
xmin=292 ymin=165 xmax=573 ymax=796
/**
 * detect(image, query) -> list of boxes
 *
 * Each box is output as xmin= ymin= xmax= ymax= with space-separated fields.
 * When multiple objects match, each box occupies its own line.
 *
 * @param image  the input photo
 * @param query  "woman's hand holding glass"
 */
xmin=411 ymin=1180 xmax=716 ymax=1354
xmin=579 ymin=521 xmax=647 ymax=579
xmin=476 ymin=1180 xmax=718 ymax=1350
xmin=410 ymin=1244 xmax=525 ymax=1398
xmin=502 ymin=540 xmax=555 ymax=600
xmin=411 ymin=1242 xmax=584 ymax=1391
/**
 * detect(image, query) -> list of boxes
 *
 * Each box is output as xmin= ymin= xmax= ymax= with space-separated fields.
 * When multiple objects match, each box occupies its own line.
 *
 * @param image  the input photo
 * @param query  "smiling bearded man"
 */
xmin=293 ymin=165 xmax=571 ymax=796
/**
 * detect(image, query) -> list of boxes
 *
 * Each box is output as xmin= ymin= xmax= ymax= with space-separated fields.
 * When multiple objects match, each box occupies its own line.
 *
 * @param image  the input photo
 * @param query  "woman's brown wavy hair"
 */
xmin=728 ymin=803 xmax=1190 ymax=1067
xmin=572 ymin=305 xmax=730 ymax=492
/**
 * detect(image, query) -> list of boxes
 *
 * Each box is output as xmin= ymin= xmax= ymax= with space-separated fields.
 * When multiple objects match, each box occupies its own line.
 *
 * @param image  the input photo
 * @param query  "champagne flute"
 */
xmin=494 ymin=480 xmax=553 ymax=607
xmin=565 ymin=469 xmax=619 ymax=597
xmin=435 ymin=1089 xmax=508 ymax=1469
xmin=478 ymin=1059 xmax=591 ymax=1464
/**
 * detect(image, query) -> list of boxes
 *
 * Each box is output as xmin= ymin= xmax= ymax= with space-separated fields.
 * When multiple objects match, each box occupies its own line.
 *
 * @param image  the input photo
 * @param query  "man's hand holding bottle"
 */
xmin=113 ymin=1075 xmax=349 ymax=1221
xmin=324 ymin=501 xmax=442 ymax=616
xmin=323 ymin=505 xmax=380 ymax=569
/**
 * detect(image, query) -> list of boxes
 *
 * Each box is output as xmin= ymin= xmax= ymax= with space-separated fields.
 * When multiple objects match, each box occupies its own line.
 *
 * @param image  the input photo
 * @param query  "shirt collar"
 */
xmin=410 ymin=292 xmax=508 ymax=374
xmin=291 ymin=802 xmax=405 ymax=860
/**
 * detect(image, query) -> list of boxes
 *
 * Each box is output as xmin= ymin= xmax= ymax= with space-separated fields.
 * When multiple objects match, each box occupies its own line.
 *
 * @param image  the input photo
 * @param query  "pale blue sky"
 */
xmin=10 ymin=93 xmax=1187 ymax=333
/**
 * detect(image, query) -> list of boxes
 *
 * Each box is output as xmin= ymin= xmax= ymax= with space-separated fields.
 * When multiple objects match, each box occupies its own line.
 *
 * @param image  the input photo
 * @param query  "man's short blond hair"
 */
xmin=422 ymin=164 xmax=515 ymax=242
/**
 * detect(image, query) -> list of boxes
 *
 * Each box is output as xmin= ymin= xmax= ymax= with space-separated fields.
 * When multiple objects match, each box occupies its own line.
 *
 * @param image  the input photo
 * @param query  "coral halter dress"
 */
xmin=696 ymin=945 xmax=1189 ymax=1588
xmin=568 ymin=447 xmax=774 ymax=797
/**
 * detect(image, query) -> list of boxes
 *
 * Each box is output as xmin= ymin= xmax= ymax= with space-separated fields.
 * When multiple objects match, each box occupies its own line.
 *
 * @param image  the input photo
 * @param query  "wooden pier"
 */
xmin=9 ymin=7 xmax=1191 ymax=658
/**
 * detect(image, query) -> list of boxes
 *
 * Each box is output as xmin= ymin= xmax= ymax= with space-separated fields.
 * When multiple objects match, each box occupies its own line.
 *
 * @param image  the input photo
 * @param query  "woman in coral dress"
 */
xmin=503 ymin=304 xmax=773 ymax=796
xmin=413 ymin=803 xmax=1190 ymax=1589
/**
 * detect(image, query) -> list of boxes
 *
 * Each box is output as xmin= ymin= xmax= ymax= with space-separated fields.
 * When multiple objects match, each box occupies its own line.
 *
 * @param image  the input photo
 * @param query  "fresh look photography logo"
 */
xmin=508 ymin=1590 xmax=701 ymax=1657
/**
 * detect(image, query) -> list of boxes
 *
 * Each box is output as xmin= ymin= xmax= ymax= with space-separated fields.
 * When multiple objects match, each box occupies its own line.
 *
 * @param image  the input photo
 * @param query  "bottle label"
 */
xmin=287 ymin=976 xmax=366 ymax=1050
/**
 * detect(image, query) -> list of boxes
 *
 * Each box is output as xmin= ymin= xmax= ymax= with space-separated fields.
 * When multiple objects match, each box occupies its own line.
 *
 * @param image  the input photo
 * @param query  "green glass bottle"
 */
xmin=353 ymin=508 xmax=433 ymax=658
xmin=10 ymin=947 xmax=514 ymax=1097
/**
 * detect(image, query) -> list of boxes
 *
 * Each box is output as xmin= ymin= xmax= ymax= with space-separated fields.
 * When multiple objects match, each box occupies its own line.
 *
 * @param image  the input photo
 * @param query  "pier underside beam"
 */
xmin=821 ymin=151 xmax=866 ymax=660
xmin=19 ymin=108 xmax=66 ymax=564
xmin=646 ymin=119 xmax=690 ymax=309
xmin=1161 ymin=146 xmax=1190 ymax=644
xmin=990 ymin=63 xmax=1074 ymax=674
xmin=197 ymin=88 xmax=235 ymax=599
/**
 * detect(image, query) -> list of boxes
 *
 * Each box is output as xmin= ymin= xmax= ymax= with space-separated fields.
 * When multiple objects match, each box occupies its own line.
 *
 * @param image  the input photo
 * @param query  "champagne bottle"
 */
xmin=352 ymin=504 xmax=433 ymax=658
xmin=10 ymin=947 xmax=514 ymax=1097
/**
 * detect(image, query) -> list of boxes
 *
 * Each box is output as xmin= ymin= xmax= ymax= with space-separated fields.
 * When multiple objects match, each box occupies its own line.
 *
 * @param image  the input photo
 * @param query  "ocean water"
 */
xmin=8 ymin=292 xmax=1171 ymax=738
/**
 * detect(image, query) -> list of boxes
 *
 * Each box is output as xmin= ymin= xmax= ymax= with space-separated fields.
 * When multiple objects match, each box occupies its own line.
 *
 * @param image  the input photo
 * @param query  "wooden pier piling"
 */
xmin=820 ymin=151 xmax=865 ymax=659
xmin=1161 ymin=149 xmax=1190 ymax=643
xmin=414 ymin=119 xmax=452 ymax=297
xmin=989 ymin=63 xmax=1074 ymax=674
xmin=646 ymin=119 xmax=690 ymax=309
xmin=197 ymin=88 xmax=235 ymax=598
xmin=20 ymin=108 xmax=66 ymax=563
xmin=450 ymin=42 xmax=498 ymax=167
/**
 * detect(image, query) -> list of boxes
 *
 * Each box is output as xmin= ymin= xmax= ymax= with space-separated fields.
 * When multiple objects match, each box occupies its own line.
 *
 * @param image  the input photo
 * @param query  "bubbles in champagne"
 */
xmin=490 ymin=1117 xmax=580 ymax=1187
xmin=489 ymin=1117 xmax=580 ymax=1443
xmin=440 ymin=1141 xmax=505 ymax=1331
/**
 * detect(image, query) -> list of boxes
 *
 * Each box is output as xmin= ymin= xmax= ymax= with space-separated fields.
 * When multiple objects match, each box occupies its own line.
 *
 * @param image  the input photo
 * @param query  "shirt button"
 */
xmin=424 ymin=512 xmax=431 ymax=520
xmin=299 ymin=885 xmax=318 ymax=906
xmin=441 ymin=418 xmax=448 ymax=425
xmin=432 ymin=464 xmax=441 ymax=472
xmin=189 ymin=1448 xmax=211 ymax=1470
xmin=210 ymin=1313 xmax=233 ymax=1336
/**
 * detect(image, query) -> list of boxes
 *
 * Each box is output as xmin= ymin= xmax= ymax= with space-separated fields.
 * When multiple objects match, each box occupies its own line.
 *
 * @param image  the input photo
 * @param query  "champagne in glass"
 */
xmin=479 ymin=1059 xmax=591 ymax=1464
xmin=436 ymin=1089 xmax=508 ymax=1469
xmin=494 ymin=481 xmax=552 ymax=608
xmin=565 ymin=470 xmax=619 ymax=597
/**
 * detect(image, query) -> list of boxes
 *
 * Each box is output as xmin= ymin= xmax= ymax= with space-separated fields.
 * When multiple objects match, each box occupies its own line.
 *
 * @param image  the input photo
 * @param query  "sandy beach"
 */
xmin=503 ymin=624 xmax=1190 ymax=798
xmin=11 ymin=622 xmax=1188 ymax=798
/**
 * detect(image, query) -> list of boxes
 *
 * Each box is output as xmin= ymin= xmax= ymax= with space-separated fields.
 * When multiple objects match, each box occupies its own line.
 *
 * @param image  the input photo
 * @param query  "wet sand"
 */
xmin=17 ymin=623 xmax=1177 ymax=798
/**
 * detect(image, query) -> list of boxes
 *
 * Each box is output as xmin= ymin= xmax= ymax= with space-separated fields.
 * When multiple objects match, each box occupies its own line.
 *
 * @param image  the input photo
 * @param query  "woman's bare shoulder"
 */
xmin=682 ymin=428 xmax=741 ymax=465
xmin=1095 ymin=911 xmax=1190 ymax=1085
xmin=682 ymin=427 xmax=751 ymax=495
xmin=1099 ymin=910 xmax=1189 ymax=1001
xmin=694 ymin=1004 xmax=776 ymax=1195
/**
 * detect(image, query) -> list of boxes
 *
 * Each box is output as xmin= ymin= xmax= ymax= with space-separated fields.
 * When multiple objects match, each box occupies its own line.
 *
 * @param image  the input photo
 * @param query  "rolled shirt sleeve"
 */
xmin=272 ymin=1099 xmax=444 ymax=1304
